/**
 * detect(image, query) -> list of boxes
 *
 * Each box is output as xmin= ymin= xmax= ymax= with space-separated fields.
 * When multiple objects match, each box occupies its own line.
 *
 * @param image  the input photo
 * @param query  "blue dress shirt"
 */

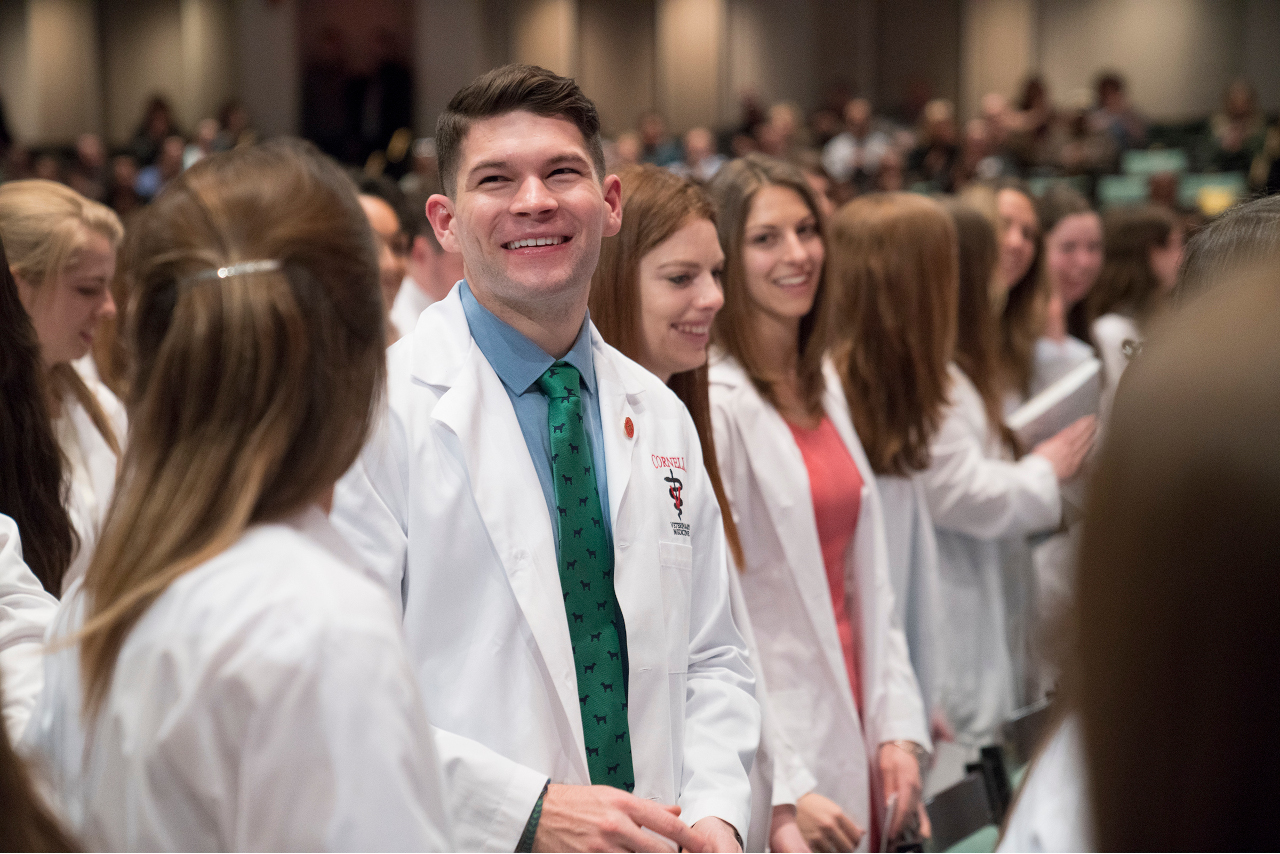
xmin=459 ymin=280 xmax=613 ymax=557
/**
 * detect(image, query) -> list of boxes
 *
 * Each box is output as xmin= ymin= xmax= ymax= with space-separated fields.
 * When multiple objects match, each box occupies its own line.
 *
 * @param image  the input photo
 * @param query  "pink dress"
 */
xmin=788 ymin=415 xmax=864 ymax=714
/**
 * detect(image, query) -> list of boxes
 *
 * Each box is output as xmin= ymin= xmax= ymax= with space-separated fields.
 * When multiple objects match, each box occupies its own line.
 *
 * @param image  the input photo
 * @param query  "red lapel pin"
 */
xmin=624 ymin=417 xmax=634 ymax=439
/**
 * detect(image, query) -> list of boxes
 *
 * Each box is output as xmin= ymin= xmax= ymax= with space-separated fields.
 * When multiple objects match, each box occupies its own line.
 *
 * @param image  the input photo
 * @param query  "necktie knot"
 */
xmin=537 ymin=361 xmax=581 ymax=402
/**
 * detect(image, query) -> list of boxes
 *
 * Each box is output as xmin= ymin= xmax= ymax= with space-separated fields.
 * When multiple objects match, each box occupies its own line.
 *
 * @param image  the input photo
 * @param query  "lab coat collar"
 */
xmin=457 ymin=279 xmax=598 ymax=397
xmin=708 ymin=353 xmax=863 ymax=727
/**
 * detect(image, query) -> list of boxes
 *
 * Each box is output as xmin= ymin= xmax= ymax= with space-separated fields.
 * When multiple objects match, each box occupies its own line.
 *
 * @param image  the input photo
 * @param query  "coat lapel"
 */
xmin=725 ymin=366 xmax=862 ymax=726
xmin=412 ymin=292 xmax=590 ymax=780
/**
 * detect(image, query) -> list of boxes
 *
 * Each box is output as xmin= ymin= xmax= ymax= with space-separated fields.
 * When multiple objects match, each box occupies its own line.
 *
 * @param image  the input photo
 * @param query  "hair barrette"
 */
xmin=191 ymin=259 xmax=283 ymax=282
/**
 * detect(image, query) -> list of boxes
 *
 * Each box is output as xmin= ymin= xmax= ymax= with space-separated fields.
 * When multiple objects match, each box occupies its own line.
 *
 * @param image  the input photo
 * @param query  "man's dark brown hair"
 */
xmin=435 ymin=64 xmax=606 ymax=198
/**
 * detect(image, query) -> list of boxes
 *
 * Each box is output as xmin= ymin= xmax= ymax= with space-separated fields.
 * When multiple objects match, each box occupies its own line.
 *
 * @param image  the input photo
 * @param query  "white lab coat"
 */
xmin=708 ymin=355 xmax=929 ymax=847
xmin=0 ymin=514 xmax=58 ymax=742
xmin=877 ymin=475 xmax=945 ymax=716
xmin=921 ymin=365 xmax=1060 ymax=746
xmin=21 ymin=505 xmax=454 ymax=851
xmin=997 ymin=716 xmax=1093 ymax=852
xmin=726 ymin=558 xmax=818 ymax=852
xmin=389 ymin=275 xmax=437 ymax=340
xmin=55 ymin=376 xmax=126 ymax=593
xmin=331 ymin=289 xmax=759 ymax=851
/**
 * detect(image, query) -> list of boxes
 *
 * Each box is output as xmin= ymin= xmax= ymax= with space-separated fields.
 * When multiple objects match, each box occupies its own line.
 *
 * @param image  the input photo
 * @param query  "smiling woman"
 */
xmin=708 ymin=153 xmax=932 ymax=852
xmin=0 ymin=179 xmax=125 ymax=595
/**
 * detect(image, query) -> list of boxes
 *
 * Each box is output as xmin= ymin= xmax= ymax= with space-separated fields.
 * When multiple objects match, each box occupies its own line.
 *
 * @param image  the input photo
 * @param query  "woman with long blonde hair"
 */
xmin=590 ymin=163 xmax=810 ymax=852
xmin=708 ymin=154 xmax=930 ymax=852
xmin=0 ymin=180 xmax=125 ymax=593
xmin=22 ymin=140 xmax=453 ymax=851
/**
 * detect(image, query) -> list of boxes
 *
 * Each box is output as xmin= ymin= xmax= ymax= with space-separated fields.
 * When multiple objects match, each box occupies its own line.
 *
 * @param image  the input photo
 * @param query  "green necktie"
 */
xmin=536 ymin=361 xmax=634 ymax=791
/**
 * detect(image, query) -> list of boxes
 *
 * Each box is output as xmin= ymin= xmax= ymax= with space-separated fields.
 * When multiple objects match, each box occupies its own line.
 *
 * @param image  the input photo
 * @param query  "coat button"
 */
xmin=624 ymin=417 xmax=634 ymax=439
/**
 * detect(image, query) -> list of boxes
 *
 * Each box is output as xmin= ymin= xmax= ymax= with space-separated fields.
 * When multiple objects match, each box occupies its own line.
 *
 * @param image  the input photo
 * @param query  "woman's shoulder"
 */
xmin=145 ymin=509 xmax=400 ymax=659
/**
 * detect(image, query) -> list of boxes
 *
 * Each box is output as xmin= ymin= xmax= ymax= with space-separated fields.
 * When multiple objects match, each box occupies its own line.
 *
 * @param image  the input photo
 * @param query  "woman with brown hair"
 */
xmin=21 ymin=140 xmax=453 ymax=850
xmin=1087 ymin=205 xmax=1182 ymax=404
xmin=0 ymin=240 xmax=61 ymax=741
xmin=590 ymin=162 xmax=811 ymax=852
xmin=1031 ymin=184 xmax=1101 ymax=397
xmin=958 ymin=180 xmax=1047 ymax=411
xmin=0 ymin=180 xmax=126 ymax=593
xmin=708 ymin=154 xmax=930 ymax=852
xmin=826 ymin=193 xmax=955 ymax=739
xmin=920 ymin=200 xmax=1093 ymax=748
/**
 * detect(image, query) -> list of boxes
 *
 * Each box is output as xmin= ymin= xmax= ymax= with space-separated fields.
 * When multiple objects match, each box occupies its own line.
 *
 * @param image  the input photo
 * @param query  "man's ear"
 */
xmin=425 ymin=194 xmax=461 ymax=254
xmin=601 ymin=174 xmax=623 ymax=239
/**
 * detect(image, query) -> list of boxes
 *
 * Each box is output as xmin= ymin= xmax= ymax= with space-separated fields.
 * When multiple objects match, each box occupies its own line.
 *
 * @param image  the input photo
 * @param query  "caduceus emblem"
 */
xmin=664 ymin=469 xmax=683 ymax=520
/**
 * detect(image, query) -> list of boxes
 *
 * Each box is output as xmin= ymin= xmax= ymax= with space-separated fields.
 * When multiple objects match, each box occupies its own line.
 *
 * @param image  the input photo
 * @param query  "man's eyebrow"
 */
xmin=466 ymin=153 xmax=593 ymax=180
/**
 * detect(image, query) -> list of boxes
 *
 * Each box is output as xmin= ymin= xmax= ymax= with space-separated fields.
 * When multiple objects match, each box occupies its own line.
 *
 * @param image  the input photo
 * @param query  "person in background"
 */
xmin=1210 ymin=78 xmax=1266 ymax=177
xmin=1087 ymin=205 xmax=1182 ymax=407
xmin=0 ymin=244 xmax=62 ymax=741
xmin=67 ymin=133 xmax=108 ymax=203
xmin=922 ymin=198 xmax=1094 ymax=748
xmin=134 ymin=135 xmax=185 ymax=202
xmin=0 ymin=180 xmax=125 ymax=593
xmin=959 ymin=181 xmax=1046 ymax=413
xmin=1088 ymin=72 xmax=1145 ymax=156
xmin=822 ymin=98 xmax=891 ymax=195
xmin=390 ymin=190 xmax=465 ymax=339
xmin=1033 ymin=184 xmax=1102 ymax=392
xmin=129 ymin=95 xmax=180 ymax=167
xmin=827 ymin=192 xmax=958 ymax=746
xmin=672 ymin=126 xmax=726 ymax=183
xmin=639 ymin=110 xmax=683 ymax=167
xmin=183 ymin=118 xmax=220 ymax=170
xmin=21 ymin=138 xmax=454 ymax=851
xmin=906 ymin=99 xmax=959 ymax=193
xmin=709 ymin=154 xmax=930 ymax=852
xmin=356 ymin=183 xmax=410 ymax=343
xmin=589 ymin=162 xmax=812 ymax=853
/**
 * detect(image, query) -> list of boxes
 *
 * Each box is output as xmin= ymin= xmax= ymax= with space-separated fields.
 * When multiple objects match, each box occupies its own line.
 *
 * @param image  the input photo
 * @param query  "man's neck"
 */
xmin=468 ymin=280 xmax=588 ymax=359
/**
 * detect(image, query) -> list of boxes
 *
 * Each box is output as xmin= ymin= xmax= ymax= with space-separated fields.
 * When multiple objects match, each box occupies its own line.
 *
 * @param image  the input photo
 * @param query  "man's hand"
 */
xmin=769 ymin=804 xmax=812 ymax=852
xmin=878 ymin=742 xmax=930 ymax=841
xmin=533 ymin=784 xmax=698 ymax=852
xmin=796 ymin=792 xmax=863 ymax=852
xmin=689 ymin=816 xmax=743 ymax=853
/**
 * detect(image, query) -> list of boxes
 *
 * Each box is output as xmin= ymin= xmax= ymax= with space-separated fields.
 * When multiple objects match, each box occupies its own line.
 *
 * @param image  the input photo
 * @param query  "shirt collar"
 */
xmin=459 ymin=279 xmax=596 ymax=396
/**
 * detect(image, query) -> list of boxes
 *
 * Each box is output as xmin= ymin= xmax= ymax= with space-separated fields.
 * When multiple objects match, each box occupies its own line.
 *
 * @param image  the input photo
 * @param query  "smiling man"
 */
xmin=332 ymin=65 xmax=759 ymax=853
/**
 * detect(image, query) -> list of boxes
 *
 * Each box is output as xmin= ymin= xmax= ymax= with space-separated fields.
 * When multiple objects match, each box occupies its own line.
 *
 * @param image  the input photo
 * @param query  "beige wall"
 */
xmin=579 ymin=0 xmax=656 ymax=137
xmin=233 ymin=0 xmax=299 ymax=139
xmin=1037 ymin=0 xmax=1245 ymax=121
xmin=511 ymin=0 xmax=578 ymax=77
xmin=656 ymin=0 xmax=726 ymax=134
xmin=0 ymin=2 xmax=36 ymax=144
xmin=725 ymin=0 xmax=816 ymax=122
xmin=961 ymin=0 xmax=1035 ymax=120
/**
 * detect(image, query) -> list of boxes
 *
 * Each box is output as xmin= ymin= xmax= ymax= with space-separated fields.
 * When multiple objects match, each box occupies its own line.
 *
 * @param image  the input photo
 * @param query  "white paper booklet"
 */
xmin=1007 ymin=357 xmax=1101 ymax=449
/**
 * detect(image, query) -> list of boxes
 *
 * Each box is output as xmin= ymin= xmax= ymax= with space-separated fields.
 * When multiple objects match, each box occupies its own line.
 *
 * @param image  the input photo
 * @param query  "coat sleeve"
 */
xmin=0 ymin=515 xmax=58 ymax=743
xmin=921 ymin=391 xmax=1061 ymax=541
xmin=677 ymin=414 xmax=761 ymax=840
xmin=332 ymin=409 xmax=411 ymax=617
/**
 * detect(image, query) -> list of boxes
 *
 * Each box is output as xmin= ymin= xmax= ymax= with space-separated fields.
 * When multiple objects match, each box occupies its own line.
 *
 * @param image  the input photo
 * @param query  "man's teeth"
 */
xmin=505 ymin=236 xmax=565 ymax=249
